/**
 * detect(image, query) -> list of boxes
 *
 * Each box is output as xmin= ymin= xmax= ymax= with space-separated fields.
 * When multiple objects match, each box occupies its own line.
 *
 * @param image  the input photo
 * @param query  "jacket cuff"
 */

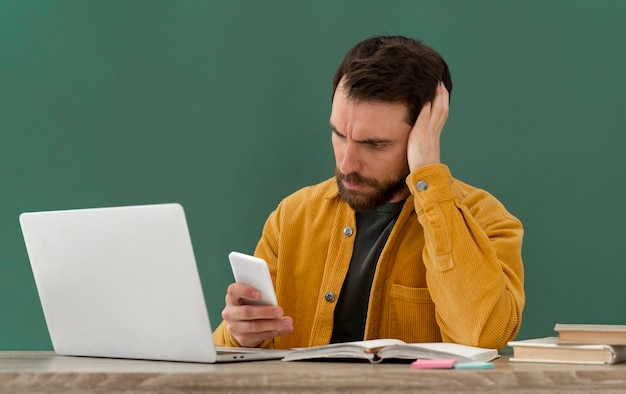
xmin=406 ymin=164 xmax=462 ymax=211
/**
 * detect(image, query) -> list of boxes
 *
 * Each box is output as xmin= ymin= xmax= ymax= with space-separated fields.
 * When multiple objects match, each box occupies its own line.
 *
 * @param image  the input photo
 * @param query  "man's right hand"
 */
xmin=221 ymin=283 xmax=294 ymax=348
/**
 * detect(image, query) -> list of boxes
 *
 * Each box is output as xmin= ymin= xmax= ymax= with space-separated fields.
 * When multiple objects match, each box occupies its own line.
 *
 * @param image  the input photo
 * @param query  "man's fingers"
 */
xmin=432 ymin=82 xmax=449 ymax=120
xmin=222 ymin=304 xmax=284 ymax=322
xmin=413 ymin=82 xmax=449 ymax=133
xmin=227 ymin=316 xmax=293 ymax=335
xmin=226 ymin=316 xmax=294 ymax=348
xmin=229 ymin=324 xmax=294 ymax=349
xmin=225 ymin=283 xmax=262 ymax=306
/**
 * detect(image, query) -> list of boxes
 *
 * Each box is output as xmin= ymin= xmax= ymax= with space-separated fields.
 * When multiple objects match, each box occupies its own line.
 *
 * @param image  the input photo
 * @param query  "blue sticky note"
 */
xmin=454 ymin=361 xmax=494 ymax=369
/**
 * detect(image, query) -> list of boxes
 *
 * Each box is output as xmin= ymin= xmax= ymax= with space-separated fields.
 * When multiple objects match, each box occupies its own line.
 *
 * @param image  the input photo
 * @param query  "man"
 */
xmin=213 ymin=35 xmax=524 ymax=350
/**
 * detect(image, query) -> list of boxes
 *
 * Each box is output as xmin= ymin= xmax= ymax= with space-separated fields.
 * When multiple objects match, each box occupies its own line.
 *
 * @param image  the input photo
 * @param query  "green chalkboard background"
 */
xmin=2 ymin=0 xmax=625 ymax=350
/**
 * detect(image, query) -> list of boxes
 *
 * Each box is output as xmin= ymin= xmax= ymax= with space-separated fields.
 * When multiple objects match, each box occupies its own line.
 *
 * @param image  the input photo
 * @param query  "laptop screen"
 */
xmin=20 ymin=203 xmax=218 ymax=363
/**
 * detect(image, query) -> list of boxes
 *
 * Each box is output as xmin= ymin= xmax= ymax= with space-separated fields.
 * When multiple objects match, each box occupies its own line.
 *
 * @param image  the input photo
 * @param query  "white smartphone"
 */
xmin=228 ymin=251 xmax=278 ymax=306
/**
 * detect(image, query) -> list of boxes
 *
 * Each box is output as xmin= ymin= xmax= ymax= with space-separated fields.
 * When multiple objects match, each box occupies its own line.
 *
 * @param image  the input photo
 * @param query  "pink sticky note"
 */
xmin=410 ymin=358 xmax=457 ymax=369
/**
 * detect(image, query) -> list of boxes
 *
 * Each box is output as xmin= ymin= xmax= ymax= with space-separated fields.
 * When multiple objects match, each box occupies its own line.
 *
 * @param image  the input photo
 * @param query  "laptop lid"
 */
xmin=19 ymin=203 xmax=286 ymax=363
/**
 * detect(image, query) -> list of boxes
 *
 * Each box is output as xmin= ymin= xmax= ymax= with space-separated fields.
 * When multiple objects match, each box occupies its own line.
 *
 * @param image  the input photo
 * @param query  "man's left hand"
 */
xmin=407 ymin=81 xmax=449 ymax=171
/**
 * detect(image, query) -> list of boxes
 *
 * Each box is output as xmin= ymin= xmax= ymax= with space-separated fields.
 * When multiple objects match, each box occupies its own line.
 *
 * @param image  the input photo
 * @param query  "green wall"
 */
xmin=2 ymin=0 xmax=625 ymax=350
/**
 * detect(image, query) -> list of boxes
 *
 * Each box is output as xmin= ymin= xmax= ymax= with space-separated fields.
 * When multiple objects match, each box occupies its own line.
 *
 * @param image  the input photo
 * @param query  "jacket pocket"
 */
xmin=385 ymin=284 xmax=441 ymax=343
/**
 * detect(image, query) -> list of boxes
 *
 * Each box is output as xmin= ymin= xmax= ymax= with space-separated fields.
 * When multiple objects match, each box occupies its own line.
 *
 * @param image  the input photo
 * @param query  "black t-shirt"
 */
xmin=330 ymin=200 xmax=405 ymax=343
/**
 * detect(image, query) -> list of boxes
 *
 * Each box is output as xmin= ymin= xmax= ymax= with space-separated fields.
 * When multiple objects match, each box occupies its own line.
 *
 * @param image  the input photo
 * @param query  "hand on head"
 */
xmin=407 ymin=82 xmax=450 ymax=171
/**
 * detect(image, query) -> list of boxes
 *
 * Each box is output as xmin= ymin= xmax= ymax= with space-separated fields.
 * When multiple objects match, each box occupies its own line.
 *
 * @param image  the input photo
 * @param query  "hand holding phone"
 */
xmin=228 ymin=252 xmax=278 ymax=306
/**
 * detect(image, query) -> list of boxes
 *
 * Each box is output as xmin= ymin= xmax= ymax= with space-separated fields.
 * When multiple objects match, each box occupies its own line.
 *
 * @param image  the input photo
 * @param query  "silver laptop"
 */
xmin=19 ymin=203 xmax=288 ymax=363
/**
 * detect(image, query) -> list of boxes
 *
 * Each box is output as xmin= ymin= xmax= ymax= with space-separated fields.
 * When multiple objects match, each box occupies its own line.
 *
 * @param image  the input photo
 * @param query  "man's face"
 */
xmin=330 ymin=82 xmax=413 ymax=211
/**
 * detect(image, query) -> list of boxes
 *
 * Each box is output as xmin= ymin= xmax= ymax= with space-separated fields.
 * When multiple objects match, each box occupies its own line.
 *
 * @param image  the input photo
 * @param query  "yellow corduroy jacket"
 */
xmin=213 ymin=164 xmax=525 ymax=350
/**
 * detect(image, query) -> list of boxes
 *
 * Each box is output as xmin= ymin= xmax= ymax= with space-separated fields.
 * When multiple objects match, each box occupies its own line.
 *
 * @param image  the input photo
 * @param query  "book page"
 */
xmin=378 ymin=342 xmax=499 ymax=362
xmin=289 ymin=338 xmax=406 ymax=352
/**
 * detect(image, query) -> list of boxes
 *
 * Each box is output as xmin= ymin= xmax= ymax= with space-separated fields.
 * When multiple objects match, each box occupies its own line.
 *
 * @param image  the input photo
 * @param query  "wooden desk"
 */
xmin=1 ymin=351 xmax=625 ymax=393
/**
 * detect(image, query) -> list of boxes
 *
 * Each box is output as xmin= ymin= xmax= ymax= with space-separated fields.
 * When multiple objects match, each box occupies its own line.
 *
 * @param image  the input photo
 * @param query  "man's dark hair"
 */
xmin=332 ymin=35 xmax=452 ymax=125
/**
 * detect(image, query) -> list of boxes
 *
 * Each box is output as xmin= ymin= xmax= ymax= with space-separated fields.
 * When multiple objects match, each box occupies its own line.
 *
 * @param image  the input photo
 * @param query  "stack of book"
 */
xmin=507 ymin=324 xmax=626 ymax=365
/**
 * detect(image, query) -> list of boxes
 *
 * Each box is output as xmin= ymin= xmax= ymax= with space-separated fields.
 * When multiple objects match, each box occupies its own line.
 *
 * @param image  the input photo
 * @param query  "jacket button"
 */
xmin=343 ymin=226 xmax=354 ymax=237
xmin=416 ymin=180 xmax=428 ymax=192
xmin=324 ymin=291 xmax=335 ymax=302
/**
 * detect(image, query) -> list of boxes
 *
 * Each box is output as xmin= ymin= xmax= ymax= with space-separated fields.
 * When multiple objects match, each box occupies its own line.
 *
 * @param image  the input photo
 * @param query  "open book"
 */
xmin=282 ymin=339 xmax=500 ymax=363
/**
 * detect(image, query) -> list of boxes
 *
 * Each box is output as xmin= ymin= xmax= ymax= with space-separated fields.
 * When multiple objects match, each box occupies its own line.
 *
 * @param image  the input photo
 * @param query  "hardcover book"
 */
xmin=508 ymin=337 xmax=626 ymax=365
xmin=554 ymin=323 xmax=626 ymax=345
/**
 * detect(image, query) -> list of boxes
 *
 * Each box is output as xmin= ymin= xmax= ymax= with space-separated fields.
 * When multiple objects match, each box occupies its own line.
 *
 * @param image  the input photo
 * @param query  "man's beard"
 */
xmin=335 ymin=167 xmax=409 ymax=211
